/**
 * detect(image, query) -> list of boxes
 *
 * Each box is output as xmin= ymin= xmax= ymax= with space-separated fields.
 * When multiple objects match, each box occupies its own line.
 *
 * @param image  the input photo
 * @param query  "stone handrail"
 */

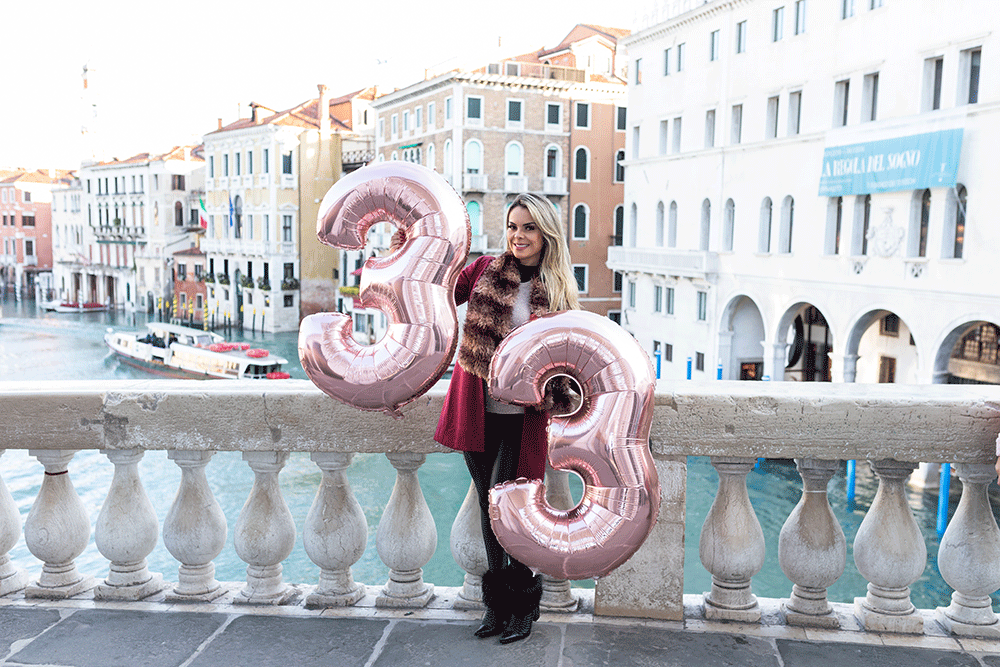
xmin=1 ymin=380 xmax=998 ymax=638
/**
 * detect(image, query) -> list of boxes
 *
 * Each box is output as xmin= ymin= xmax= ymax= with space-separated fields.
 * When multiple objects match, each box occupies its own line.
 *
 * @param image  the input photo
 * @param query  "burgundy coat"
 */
xmin=433 ymin=255 xmax=550 ymax=480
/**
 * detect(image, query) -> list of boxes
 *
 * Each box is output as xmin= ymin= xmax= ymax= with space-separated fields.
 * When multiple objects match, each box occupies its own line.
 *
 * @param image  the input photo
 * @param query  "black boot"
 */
xmin=499 ymin=571 xmax=542 ymax=644
xmin=474 ymin=569 xmax=510 ymax=638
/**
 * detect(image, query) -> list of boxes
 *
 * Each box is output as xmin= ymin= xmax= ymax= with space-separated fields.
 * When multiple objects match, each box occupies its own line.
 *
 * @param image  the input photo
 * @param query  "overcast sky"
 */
xmin=3 ymin=0 xmax=651 ymax=170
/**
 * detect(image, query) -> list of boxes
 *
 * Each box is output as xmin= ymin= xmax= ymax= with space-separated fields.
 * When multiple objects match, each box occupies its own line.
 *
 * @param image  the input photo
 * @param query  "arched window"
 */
xmin=505 ymin=142 xmax=523 ymax=176
xmin=464 ymin=140 xmax=483 ymax=174
xmin=174 ymin=201 xmax=184 ymax=226
xmin=853 ymin=194 xmax=872 ymax=255
xmin=233 ymin=196 xmax=243 ymax=239
xmin=574 ymin=147 xmax=590 ymax=181
xmin=655 ymin=201 xmax=665 ymax=247
xmin=758 ymin=197 xmax=772 ymax=253
xmin=668 ymin=201 xmax=678 ymax=248
xmin=466 ymin=200 xmax=482 ymax=236
xmin=613 ymin=205 xmax=624 ymax=246
xmin=572 ymin=204 xmax=588 ymax=240
xmin=614 ymin=149 xmax=625 ymax=182
xmin=909 ymin=189 xmax=930 ymax=257
xmin=723 ymin=199 xmax=735 ymax=252
xmin=700 ymin=199 xmax=711 ymax=251
xmin=427 ymin=143 xmax=435 ymax=170
xmin=946 ymin=184 xmax=967 ymax=258
xmin=545 ymin=145 xmax=561 ymax=178
xmin=443 ymin=140 xmax=453 ymax=180
xmin=825 ymin=197 xmax=843 ymax=255
xmin=629 ymin=203 xmax=638 ymax=247
xmin=779 ymin=195 xmax=794 ymax=253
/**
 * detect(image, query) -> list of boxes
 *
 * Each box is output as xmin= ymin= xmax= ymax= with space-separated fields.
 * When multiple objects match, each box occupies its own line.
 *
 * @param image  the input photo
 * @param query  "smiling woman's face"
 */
xmin=506 ymin=205 xmax=544 ymax=266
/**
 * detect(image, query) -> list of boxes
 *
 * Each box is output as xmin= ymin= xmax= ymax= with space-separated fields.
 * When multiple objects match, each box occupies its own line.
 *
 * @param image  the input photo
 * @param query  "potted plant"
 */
xmin=257 ymin=277 xmax=271 ymax=291
xmin=239 ymin=275 xmax=254 ymax=289
xmin=204 ymin=272 xmax=215 ymax=284
xmin=281 ymin=277 xmax=300 ymax=291
xmin=217 ymin=273 xmax=230 ymax=285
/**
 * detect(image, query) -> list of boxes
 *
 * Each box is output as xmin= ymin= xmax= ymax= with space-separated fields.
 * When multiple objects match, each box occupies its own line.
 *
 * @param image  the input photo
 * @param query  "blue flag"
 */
xmin=229 ymin=194 xmax=234 ymax=225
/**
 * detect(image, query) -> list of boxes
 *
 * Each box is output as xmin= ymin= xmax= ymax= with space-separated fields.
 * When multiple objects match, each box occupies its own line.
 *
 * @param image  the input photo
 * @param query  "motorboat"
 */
xmin=104 ymin=322 xmax=291 ymax=380
xmin=42 ymin=301 xmax=109 ymax=313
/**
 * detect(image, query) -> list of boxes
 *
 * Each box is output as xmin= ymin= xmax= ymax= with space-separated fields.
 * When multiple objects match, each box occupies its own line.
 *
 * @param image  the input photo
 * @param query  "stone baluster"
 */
xmin=0 ymin=451 xmax=28 ymax=595
xmin=936 ymin=462 xmax=1000 ymax=637
xmin=95 ymin=449 xmax=164 ymax=600
xmin=163 ymin=450 xmax=227 ymax=601
xmin=304 ymin=452 xmax=367 ymax=608
xmin=376 ymin=452 xmax=435 ymax=607
xmin=234 ymin=451 xmax=296 ymax=605
xmin=853 ymin=459 xmax=925 ymax=633
xmin=450 ymin=480 xmax=486 ymax=609
xmin=24 ymin=450 xmax=94 ymax=598
xmin=778 ymin=458 xmax=846 ymax=627
xmin=699 ymin=456 xmax=765 ymax=621
xmin=541 ymin=467 xmax=579 ymax=612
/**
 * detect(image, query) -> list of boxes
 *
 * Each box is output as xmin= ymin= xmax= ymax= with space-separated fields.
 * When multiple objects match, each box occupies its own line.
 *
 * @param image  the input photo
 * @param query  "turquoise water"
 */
xmin=2 ymin=297 xmax=998 ymax=609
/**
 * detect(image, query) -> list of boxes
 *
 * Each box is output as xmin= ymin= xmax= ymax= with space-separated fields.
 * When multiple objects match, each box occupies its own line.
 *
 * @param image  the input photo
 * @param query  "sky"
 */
xmin=2 ymin=0 xmax=653 ymax=171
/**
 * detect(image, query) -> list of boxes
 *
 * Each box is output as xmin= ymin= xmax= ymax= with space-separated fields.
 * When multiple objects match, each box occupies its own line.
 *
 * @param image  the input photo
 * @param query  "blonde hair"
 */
xmin=507 ymin=193 xmax=581 ymax=312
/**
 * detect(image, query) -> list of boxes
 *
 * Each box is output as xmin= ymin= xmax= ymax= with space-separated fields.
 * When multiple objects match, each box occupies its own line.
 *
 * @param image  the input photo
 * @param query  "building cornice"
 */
xmin=623 ymin=0 xmax=752 ymax=49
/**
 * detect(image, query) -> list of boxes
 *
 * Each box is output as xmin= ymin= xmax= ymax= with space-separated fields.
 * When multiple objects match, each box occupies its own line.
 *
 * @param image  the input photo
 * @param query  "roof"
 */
xmin=538 ymin=24 xmax=629 ymax=58
xmin=92 ymin=145 xmax=204 ymax=168
xmin=173 ymin=247 xmax=206 ymax=257
xmin=0 ymin=168 xmax=73 ymax=185
xmin=209 ymin=86 xmax=375 ymax=136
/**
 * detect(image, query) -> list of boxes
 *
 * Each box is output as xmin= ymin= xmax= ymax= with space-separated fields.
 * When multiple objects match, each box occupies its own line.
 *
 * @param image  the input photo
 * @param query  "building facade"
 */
xmin=62 ymin=147 xmax=205 ymax=311
xmin=614 ymin=0 xmax=997 ymax=385
xmin=200 ymin=85 xmax=375 ymax=333
xmin=172 ymin=246 xmax=207 ymax=326
xmin=0 ymin=170 xmax=63 ymax=300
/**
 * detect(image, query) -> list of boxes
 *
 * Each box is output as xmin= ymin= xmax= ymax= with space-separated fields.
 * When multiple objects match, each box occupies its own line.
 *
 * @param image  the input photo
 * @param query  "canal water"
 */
xmin=1 ymin=296 xmax=998 ymax=609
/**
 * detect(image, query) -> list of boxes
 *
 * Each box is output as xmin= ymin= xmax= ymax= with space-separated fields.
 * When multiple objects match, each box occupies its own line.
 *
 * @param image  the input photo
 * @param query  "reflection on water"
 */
xmin=2 ymin=297 xmax=999 ymax=608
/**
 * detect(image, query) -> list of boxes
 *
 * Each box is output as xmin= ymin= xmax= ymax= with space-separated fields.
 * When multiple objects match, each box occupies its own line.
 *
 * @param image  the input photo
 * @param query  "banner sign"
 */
xmin=818 ymin=128 xmax=963 ymax=197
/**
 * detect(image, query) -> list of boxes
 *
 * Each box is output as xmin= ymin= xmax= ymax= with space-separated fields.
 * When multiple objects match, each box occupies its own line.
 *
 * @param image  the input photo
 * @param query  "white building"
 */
xmin=613 ymin=0 xmax=997 ymax=386
xmin=65 ymin=147 xmax=205 ymax=311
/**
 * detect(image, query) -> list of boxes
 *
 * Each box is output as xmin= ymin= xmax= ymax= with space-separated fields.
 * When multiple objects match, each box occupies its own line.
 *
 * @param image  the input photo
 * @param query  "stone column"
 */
xmin=700 ymin=456 xmax=764 ymax=621
xmin=24 ymin=450 xmax=95 ymax=598
xmin=0 ymin=451 xmax=28 ymax=595
xmin=936 ymin=462 xmax=1000 ymax=637
xmin=541 ymin=467 xmax=579 ymax=612
xmin=450 ymin=480 xmax=486 ymax=610
xmin=304 ymin=452 xmax=367 ymax=608
xmin=841 ymin=354 xmax=860 ymax=384
xmin=778 ymin=458 xmax=845 ymax=627
xmin=234 ymin=451 xmax=296 ymax=605
xmin=163 ymin=450 xmax=227 ymax=601
xmin=853 ymin=459 xmax=925 ymax=633
xmin=375 ymin=452 xmax=435 ymax=608
xmin=95 ymin=449 xmax=164 ymax=600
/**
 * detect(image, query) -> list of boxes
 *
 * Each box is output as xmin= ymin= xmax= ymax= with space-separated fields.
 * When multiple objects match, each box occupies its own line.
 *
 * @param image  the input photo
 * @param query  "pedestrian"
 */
xmin=432 ymin=192 xmax=580 ymax=644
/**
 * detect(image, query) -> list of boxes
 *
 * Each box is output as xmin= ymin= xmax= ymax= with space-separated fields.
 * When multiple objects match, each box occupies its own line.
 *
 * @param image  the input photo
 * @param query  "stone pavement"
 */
xmin=0 ymin=587 xmax=997 ymax=667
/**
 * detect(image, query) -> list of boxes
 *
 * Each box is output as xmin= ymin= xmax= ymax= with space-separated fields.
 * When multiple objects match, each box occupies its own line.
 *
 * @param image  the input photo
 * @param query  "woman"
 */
xmin=434 ymin=193 xmax=580 ymax=644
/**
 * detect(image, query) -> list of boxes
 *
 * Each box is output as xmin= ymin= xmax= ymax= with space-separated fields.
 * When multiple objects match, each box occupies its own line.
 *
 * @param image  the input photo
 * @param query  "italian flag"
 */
xmin=199 ymin=198 xmax=209 ymax=229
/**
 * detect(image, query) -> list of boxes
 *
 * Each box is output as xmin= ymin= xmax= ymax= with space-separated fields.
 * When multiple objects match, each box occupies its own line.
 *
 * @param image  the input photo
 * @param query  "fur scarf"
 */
xmin=456 ymin=253 xmax=549 ymax=379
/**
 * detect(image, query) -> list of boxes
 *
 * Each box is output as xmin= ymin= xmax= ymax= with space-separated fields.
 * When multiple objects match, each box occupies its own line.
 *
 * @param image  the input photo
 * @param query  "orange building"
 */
xmin=172 ymin=246 xmax=207 ymax=325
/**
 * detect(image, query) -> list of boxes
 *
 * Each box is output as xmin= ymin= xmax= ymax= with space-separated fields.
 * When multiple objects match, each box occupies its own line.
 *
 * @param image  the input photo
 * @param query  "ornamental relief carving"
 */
xmin=866 ymin=207 xmax=905 ymax=258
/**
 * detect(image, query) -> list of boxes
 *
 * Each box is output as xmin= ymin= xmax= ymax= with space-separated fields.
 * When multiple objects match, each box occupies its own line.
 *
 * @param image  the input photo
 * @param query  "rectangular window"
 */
xmin=696 ymin=352 xmax=705 ymax=372
xmin=575 ymin=102 xmax=590 ymax=128
xmin=282 ymin=151 xmax=293 ymax=174
xmin=664 ymin=343 xmax=673 ymax=362
xmin=659 ymin=119 xmax=670 ymax=155
xmin=445 ymin=96 xmax=453 ymax=120
xmin=263 ymin=149 xmax=269 ymax=173
xmin=247 ymin=150 xmax=254 ymax=174
xmin=773 ymin=7 xmax=784 ymax=42
xmin=676 ymin=43 xmax=686 ymax=72
xmin=616 ymin=106 xmax=627 ymax=131
xmin=870 ymin=0 xmax=883 ymax=7
xmin=664 ymin=47 xmax=672 ymax=75
xmin=834 ymin=79 xmax=850 ymax=126
xmin=284 ymin=294 xmax=294 ymax=307
xmin=209 ymin=156 xmax=215 ymax=178
xmin=841 ymin=0 xmax=855 ymax=19
xmin=378 ymin=118 xmax=385 ymax=138
xmin=665 ymin=287 xmax=675 ymax=314
xmin=627 ymin=281 xmax=636 ymax=308
xmin=573 ymin=265 xmax=588 ymax=293
xmin=235 ymin=153 xmax=241 ymax=176
xmin=427 ymin=102 xmax=435 ymax=128
xmin=697 ymin=291 xmax=708 ymax=320
xmin=788 ymin=91 xmax=802 ymax=135
xmin=962 ymin=47 xmax=981 ymax=105
xmin=709 ymin=30 xmax=720 ymax=61
xmin=766 ymin=95 xmax=779 ymax=138
xmin=22 ymin=215 xmax=35 ymax=227
xmin=634 ymin=58 xmax=642 ymax=84
xmin=880 ymin=313 xmax=900 ymax=337
xmin=736 ymin=21 xmax=747 ymax=53
xmin=391 ymin=114 xmax=398 ymax=136
xmin=467 ymin=96 xmax=482 ymax=122
xmin=705 ymin=109 xmax=716 ymax=147
xmin=223 ymin=154 xmax=229 ymax=176
xmin=862 ymin=72 xmax=879 ymax=121
xmin=654 ymin=285 xmax=663 ymax=312
xmin=632 ymin=126 xmax=640 ymax=159
xmin=507 ymin=100 xmax=522 ymax=124
xmin=731 ymin=104 xmax=743 ymax=144
xmin=794 ymin=0 xmax=806 ymax=34
xmin=415 ymin=106 xmax=423 ymax=130
xmin=171 ymin=174 xmax=186 ymax=190
xmin=926 ymin=57 xmax=944 ymax=110
xmin=671 ymin=116 xmax=682 ymax=153
xmin=25 ymin=240 xmax=34 ymax=256
xmin=178 ymin=263 xmax=187 ymax=281
xmin=613 ymin=271 xmax=623 ymax=293
xmin=546 ymin=103 xmax=560 ymax=127
xmin=402 ymin=110 xmax=410 ymax=132
xmin=282 ymin=215 xmax=293 ymax=242
xmin=878 ymin=356 xmax=896 ymax=383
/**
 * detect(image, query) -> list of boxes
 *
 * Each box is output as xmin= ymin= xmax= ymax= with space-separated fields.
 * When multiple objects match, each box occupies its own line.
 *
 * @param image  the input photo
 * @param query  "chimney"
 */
xmin=217 ymin=118 xmax=223 ymax=130
xmin=318 ymin=84 xmax=330 ymax=134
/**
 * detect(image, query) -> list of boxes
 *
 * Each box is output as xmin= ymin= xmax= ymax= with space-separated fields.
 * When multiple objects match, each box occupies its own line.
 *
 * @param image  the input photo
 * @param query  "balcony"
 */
xmin=1 ymin=379 xmax=998 ymax=647
xmin=463 ymin=173 xmax=488 ymax=192
xmin=93 ymin=224 xmax=147 ymax=245
xmin=607 ymin=246 xmax=718 ymax=280
xmin=469 ymin=234 xmax=488 ymax=253
xmin=542 ymin=176 xmax=567 ymax=196
xmin=504 ymin=175 xmax=528 ymax=193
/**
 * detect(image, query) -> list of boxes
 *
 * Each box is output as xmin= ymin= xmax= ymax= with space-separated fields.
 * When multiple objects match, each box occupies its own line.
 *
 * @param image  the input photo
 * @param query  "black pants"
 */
xmin=464 ymin=412 xmax=533 ymax=579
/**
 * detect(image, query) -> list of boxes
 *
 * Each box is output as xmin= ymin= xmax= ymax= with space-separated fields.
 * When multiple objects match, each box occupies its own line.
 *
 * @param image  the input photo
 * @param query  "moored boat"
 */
xmin=104 ymin=322 xmax=291 ymax=380
xmin=42 ymin=301 xmax=109 ymax=313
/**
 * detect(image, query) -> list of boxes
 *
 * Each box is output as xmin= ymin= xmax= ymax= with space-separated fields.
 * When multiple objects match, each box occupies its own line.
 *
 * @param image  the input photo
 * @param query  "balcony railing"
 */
xmin=542 ymin=177 xmax=567 ymax=196
xmin=463 ymin=173 xmax=488 ymax=192
xmin=0 ymin=380 xmax=998 ymax=636
xmin=607 ymin=246 xmax=718 ymax=280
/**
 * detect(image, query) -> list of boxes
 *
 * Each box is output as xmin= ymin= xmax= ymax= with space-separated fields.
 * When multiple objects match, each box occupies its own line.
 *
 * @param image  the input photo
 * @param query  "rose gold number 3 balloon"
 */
xmin=298 ymin=162 xmax=469 ymax=418
xmin=487 ymin=310 xmax=660 ymax=579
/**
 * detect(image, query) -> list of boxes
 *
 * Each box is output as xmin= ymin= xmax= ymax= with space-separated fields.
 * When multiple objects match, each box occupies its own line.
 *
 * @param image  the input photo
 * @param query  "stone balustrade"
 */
xmin=1 ymin=380 xmax=998 ymax=639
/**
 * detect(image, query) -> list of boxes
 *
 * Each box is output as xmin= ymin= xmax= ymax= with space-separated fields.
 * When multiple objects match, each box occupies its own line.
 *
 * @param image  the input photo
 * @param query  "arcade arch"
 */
xmin=719 ymin=295 xmax=766 ymax=380
xmin=776 ymin=302 xmax=833 ymax=382
xmin=934 ymin=320 xmax=1000 ymax=385
xmin=846 ymin=310 xmax=919 ymax=384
